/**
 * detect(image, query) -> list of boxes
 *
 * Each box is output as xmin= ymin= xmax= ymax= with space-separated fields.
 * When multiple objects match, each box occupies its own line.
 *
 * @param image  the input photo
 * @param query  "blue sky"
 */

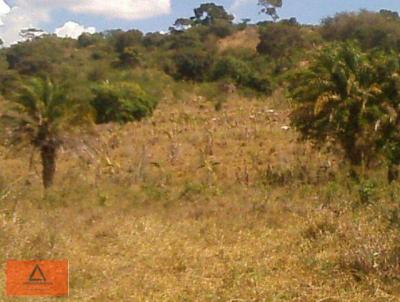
xmin=44 ymin=0 xmax=400 ymax=33
xmin=0 ymin=0 xmax=400 ymax=45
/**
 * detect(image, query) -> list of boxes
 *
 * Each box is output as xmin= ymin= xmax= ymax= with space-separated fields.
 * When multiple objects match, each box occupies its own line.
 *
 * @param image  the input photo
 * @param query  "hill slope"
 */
xmin=218 ymin=27 xmax=260 ymax=52
xmin=0 ymin=94 xmax=399 ymax=301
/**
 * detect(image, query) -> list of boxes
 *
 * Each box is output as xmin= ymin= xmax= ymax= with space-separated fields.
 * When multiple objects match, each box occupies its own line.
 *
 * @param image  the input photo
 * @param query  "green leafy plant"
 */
xmin=257 ymin=19 xmax=309 ymax=60
xmin=91 ymin=82 xmax=158 ymax=124
xmin=118 ymin=47 xmax=142 ymax=67
xmin=321 ymin=10 xmax=400 ymax=51
xmin=358 ymin=180 xmax=378 ymax=204
xmin=258 ymin=0 xmax=283 ymax=22
xmin=169 ymin=48 xmax=214 ymax=81
xmin=288 ymin=42 xmax=400 ymax=180
xmin=212 ymin=56 xmax=272 ymax=93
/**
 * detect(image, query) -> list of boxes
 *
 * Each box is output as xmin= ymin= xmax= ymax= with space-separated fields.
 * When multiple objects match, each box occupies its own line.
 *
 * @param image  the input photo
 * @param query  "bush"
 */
xmin=169 ymin=48 xmax=214 ymax=81
xmin=212 ymin=56 xmax=251 ymax=81
xmin=91 ymin=82 xmax=158 ymax=124
xmin=212 ymin=56 xmax=273 ymax=94
xmin=118 ymin=47 xmax=142 ymax=67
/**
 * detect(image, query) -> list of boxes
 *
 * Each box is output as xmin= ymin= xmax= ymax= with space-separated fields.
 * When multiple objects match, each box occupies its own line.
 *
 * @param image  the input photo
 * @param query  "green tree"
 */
xmin=168 ymin=48 xmax=214 ymax=81
xmin=192 ymin=3 xmax=234 ymax=25
xmin=118 ymin=47 xmax=142 ymax=67
xmin=288 ymin=42 xmax=387 ymax=176
xmin=379 ymin=9 xmax=400 ymax=20
xmin=257 ymin=20 xmax=309 ymax=59
xmin=0 ymin=77 xmax=92 ymax=188
xmin=321 ymin=11 xmax=400 ymax=51
xmin=167 ymin=30 xmax=202 ymax=50
xmin=171 ymin=18 xmax=194 ymax=32
xmin=78 ymin=32 xmax=104 ymax=48
xmin=114 ymin=29 xmax=143 ymax=53
xmin=143 ymin=32 xmax=166 ymax=49
xmin=212 ymin=56 xmax=272 ymax=93
xmin=207 ymin=18 xmax=235 ymax=38
xmin=258 ymin=0 xmax=283 ymax=22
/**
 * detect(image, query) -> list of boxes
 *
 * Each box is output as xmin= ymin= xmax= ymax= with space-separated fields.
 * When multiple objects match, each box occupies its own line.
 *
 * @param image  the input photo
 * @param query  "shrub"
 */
xmin=169 ymin=48 xmax=214 ymax=81
xmin=212 ymin=56 xmax=252 ymax=81
xmin=212 ymin=56 xmax=273 ymax=93
xmin=91 ymin=82 xmax=158 ymax=124
xmin=118 ymin=47 xmax=142 ymax=67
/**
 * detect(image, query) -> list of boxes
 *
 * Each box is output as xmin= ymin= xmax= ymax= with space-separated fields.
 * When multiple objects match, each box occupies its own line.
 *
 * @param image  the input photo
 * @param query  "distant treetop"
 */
xmin=258 ymin=0 xmax=283 ymax=22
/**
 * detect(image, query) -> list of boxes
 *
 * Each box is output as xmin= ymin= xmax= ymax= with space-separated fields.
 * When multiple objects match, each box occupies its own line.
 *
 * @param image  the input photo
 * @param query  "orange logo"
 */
xmin=6 ymin=260 xmax=69 ymax=297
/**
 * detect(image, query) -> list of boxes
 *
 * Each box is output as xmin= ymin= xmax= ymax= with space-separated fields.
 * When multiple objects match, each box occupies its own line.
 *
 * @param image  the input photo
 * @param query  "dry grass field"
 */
xmin=1 ymin=91 xmax=400 ymax=301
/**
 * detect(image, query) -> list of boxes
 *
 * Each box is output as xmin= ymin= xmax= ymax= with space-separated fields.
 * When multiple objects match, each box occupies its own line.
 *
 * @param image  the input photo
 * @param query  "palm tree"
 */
xmin=373 ymin=51 xmax=400 ymax=182
xmin=289 ymin=42 xmax=387 ymax=177
xmin=1 ymin=77 xmax=91 ymax=188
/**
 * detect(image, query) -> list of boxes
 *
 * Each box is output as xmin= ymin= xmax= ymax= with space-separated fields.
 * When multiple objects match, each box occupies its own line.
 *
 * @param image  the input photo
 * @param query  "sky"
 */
xmin=0 ymin=0 xmax=399 ymax=46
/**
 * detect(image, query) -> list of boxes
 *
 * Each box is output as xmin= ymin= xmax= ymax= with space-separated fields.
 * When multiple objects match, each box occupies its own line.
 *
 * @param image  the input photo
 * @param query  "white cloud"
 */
xmin=0 ymin=3 xmax=50 ymax=45
xmin=55 ymin=21 xmax=95 ymax=39
xmin=0 ymin=0 xmax=10 ymax=26
xmin=69 ymin=0 xmax=171 ymax=20
xmin=0 ymin=0 xmax=171 ymax=45
xmin=0 ymin=0 xmax=9 ymax=15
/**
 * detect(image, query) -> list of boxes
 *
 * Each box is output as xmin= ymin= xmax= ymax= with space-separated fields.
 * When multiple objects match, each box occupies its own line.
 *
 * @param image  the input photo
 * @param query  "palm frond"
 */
xmin=2 ymin=77 xmax=94 ymax=148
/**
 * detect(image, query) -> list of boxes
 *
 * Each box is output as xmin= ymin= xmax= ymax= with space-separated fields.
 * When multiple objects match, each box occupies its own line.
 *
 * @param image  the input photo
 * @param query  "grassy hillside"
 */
xmin=1 ymin=5 xmax=400 ymax=301
xmin=1 ymin=91 xmax=399 ymax=301
xmin=218 ymin=27 xmax=260 ymax=52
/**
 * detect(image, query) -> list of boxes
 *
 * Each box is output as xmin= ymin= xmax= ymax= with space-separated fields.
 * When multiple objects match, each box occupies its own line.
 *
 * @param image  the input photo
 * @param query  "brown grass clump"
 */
xmin=0 ymin=92 xmax=400 ymax=301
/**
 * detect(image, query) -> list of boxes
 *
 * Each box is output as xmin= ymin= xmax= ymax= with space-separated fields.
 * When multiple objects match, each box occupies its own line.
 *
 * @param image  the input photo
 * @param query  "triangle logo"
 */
xmin=28 ymin=265 xmax=46 ymax=283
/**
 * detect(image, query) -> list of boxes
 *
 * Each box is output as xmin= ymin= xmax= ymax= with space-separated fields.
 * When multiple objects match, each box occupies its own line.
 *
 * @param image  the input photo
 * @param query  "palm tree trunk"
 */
xmin=41 ymin=145 xmax=57 ymax=189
